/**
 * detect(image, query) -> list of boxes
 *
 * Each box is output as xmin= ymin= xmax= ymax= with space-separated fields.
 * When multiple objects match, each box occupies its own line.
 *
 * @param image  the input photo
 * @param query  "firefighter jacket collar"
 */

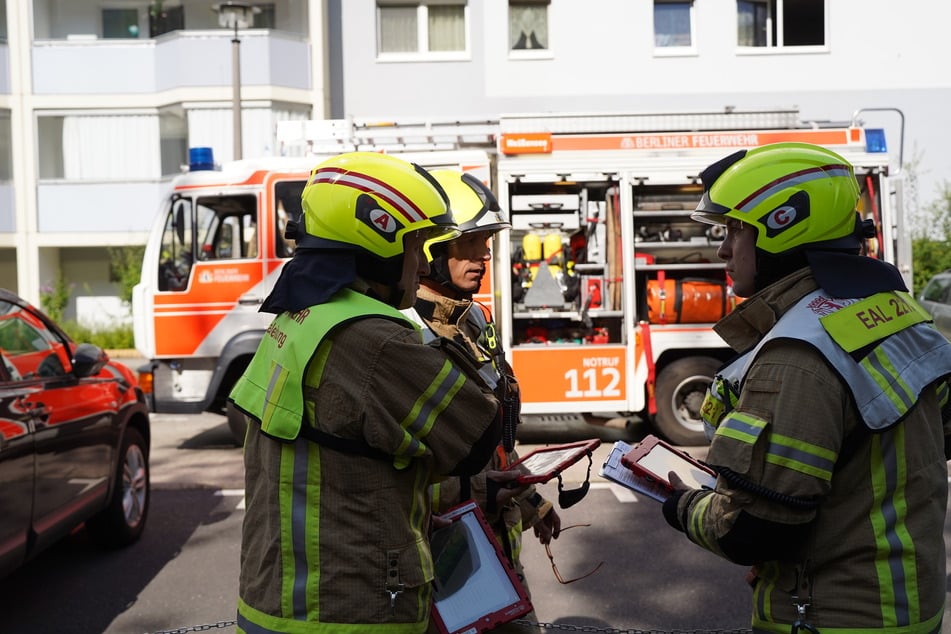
xmin=806 ymin=250 xmax=907 ymax=298
xmin=414 ymin=286 xmax=473 ymax=329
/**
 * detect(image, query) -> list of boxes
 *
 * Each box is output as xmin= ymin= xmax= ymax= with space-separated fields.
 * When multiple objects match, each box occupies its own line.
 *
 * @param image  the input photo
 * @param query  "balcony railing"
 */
xmin=32 ymin=30 xmax=310 ymax=95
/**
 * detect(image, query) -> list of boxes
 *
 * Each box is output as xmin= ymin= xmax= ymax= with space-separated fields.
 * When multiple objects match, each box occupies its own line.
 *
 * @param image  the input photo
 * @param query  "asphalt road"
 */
xmin=1 ymin=409 xmax=949 ymax=634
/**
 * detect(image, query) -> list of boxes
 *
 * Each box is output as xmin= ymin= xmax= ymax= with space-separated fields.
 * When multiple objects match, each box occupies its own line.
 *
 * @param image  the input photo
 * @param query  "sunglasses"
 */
xmin=544 ymin=523 xmax=604 ymax=585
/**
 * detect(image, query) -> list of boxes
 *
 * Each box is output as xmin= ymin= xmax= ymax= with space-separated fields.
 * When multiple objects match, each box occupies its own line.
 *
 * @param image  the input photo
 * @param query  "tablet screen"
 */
xmin=638 ymin=443 xmax=715 ymax=490
xmin=518 ymin=445 xmax=590 ymax=476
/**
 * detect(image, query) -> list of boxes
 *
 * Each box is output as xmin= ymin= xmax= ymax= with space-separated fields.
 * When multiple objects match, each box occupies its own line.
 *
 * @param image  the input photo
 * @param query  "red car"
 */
xmin=0 ymin=288 xmax=151 ymax=578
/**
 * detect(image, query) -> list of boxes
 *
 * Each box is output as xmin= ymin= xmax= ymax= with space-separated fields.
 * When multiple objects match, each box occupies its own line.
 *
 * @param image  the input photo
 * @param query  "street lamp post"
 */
xmin=212 ymin=2 xmax=259 ymax=160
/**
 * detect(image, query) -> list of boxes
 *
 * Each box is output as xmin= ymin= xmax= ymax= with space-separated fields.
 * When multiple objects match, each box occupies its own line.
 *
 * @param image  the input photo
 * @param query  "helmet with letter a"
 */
xmin=423 ymin=169 xmax=510 ymax=260
xmin=691 ymin=142 xmax=864 ymax=255
xmin=297 ymin=152 xmax=458 ymax=269
xmin=422 ymin=169 xmax=510 ymax=294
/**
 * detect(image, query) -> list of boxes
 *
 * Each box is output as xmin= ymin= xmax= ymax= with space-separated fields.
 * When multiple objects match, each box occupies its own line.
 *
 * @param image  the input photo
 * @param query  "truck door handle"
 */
xmin=238 ymin=295 xmax=264 ymax=306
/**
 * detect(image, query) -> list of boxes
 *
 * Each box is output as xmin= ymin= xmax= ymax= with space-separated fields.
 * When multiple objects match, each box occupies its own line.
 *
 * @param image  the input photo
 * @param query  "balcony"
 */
xmin=32 ymin=29 xmax=310 ymax=97
xmin=36 ymin=179 xmax=170 ymax=240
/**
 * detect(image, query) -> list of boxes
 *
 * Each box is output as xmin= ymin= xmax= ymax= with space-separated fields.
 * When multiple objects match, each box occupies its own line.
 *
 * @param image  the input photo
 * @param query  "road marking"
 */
xmin=215 ymin=483 xmax=658 ymax=509
xmin=217 ymin=489 xmax=246 ymax=510
xmin=68 ymin=477 xmax=109 ymax=495
xmin=591 ymin=481 xmax=642 ymax=503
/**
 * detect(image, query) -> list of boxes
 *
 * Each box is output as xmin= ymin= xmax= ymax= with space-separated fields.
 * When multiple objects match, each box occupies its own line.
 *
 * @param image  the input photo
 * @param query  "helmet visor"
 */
xmin=691 ymin=191 xmax=733 ymax=225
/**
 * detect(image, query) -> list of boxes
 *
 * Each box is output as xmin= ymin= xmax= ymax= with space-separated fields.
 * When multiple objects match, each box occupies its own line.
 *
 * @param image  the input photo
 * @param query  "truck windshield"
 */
xmin=157 ymin=193 xmax=257 ymax=291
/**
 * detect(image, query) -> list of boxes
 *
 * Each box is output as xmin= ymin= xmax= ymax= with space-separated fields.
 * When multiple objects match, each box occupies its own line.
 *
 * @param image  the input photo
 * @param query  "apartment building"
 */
xmin=3 ymin=0 xmax=950 ymax=322
xmin=0 ymin=0 xmax=324 ymax=323
xmin=338 ymin=0 xmax=950 ymax=237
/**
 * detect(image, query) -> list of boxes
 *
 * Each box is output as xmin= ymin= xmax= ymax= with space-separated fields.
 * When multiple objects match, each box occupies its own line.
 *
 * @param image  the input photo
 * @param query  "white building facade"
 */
xmin=2 ymin=0 xmax=950 ymax=318
xmin=0 ymin=0 xmax=327 ymax=319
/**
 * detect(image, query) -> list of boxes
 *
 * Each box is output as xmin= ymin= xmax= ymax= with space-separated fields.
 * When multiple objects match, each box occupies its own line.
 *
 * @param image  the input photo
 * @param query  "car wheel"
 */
xmin=653 ymin=356 xmax=720 ymax=447
xmin=87 ymin=427 xmax=149 ymax=548
xmin=226 ymin=400 xmax=249 ymax=446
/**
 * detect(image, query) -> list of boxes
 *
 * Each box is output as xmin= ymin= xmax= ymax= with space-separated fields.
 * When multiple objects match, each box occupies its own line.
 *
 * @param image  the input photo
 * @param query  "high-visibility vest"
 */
xmin=230 ymin=288 xmax=418 ymax=441
xmin=704 ymin=289 xmax=951 ymax=433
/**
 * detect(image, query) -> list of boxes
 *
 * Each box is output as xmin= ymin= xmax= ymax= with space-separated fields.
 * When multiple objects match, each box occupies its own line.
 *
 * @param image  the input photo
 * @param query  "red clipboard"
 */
xmin=505 ymin=439 xmax=602 ymax=484
xmin=620 ymin=435 xmax=716 ymax=495
xmin=429 ymin=501 xmax=533 ymax=634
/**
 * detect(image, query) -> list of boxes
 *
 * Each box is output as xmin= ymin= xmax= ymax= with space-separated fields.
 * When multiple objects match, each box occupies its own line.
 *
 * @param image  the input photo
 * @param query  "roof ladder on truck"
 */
xmin=276 ymin=116 xmax=500 ymax=156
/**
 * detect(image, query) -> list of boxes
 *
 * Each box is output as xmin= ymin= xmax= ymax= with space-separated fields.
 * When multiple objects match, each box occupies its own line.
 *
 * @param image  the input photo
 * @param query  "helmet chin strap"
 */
xmin=427 ymin=253 xmax=472 ymax=299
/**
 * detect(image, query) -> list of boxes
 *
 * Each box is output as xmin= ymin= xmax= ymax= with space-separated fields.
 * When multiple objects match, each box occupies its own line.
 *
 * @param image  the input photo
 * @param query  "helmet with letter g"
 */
xmin=691 ymin=142 xmax=871 ymax=293
xmin=422 ymin=169 xmax=511 ymax=296
xmin=269 ymin=152 xmax=458 ymax=311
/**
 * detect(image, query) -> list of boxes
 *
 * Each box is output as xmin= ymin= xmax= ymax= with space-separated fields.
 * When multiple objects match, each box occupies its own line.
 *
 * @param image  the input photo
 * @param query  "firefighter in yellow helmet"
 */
xmin=403 ymin=170 xmax=567 ymax=633
xmin=662 ymin=143 xmax=951 ymax=632
xmin=229 ymin=152 xmax=502 ymax=633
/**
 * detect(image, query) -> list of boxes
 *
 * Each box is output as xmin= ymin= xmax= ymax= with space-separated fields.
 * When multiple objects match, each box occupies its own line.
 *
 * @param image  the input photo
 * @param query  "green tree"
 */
xmin=911 ymin=180 xmax=951 ymax=294
xmin=107 ymin=245 xmax=145 ymax=306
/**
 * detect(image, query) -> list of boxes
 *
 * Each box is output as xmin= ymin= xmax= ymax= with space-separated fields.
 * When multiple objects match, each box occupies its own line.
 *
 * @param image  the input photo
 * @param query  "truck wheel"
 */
xmin=226 ymin=401 xmax=249 ymax=446
xmin=653 ymin=356 xmax=720 ymax=446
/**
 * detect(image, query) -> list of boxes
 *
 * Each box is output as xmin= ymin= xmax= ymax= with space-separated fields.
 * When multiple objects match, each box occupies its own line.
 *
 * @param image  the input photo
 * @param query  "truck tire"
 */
xmin=226 ymin=401 xmax=249 ymax=446
xmin=653 ymin=356 xmax=720 ymax=447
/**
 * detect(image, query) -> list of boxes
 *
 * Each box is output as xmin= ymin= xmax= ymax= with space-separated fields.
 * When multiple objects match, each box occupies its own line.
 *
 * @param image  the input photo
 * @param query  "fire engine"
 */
xmin=132 ymin=108 xmax=906 ymax=446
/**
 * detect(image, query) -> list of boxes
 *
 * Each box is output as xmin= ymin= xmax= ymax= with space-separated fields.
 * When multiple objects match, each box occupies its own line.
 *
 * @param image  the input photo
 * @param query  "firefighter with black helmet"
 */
xmin=662 ymin=142 xmax=951 ymax=633
xmin=230 ymin=152 xmax=502 ymax=633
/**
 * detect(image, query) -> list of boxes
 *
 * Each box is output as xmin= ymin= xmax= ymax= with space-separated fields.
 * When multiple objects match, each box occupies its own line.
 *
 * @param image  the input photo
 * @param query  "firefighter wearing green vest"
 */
xmin=229 ymin=152 xmax=502 ymax=633
xmin=662 ymin=143 xmax=951 ymax=633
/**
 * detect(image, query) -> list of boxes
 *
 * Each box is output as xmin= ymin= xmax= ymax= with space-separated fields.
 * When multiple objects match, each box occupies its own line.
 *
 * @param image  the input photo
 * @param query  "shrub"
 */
xmin=61 ymin=321 xmax=135 ymax=350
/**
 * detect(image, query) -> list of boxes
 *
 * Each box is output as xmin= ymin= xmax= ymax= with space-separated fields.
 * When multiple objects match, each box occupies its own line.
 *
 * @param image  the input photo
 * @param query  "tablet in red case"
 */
xmin=505 ymin=439 xmax=601 ymax=485
xmin=429 ymin=501 xmax=533 ymax=634
xmin=620 ymin=435 xmax=716 ymax=495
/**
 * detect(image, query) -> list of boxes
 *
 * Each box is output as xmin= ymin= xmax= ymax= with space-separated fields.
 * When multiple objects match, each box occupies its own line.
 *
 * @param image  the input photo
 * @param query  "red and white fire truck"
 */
xmin=132 ymin=109 xmax=907 ymax=445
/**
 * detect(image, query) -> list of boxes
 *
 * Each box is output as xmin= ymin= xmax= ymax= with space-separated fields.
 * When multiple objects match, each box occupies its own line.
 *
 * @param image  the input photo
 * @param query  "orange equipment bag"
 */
xmin=646 ymin=272 xmax=731 ymax=324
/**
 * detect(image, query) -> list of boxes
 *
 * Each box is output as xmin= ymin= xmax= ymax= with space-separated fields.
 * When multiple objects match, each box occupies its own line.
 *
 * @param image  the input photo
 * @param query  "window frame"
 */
xmin=652 ymin=0 xmax=697 ymax=58
xmin=508 ymin=0 xmax=553 ymax=60
xmin=376 ymin=0 xmax=471 ymax=63
xmin=736 ymin=0 xmax=829 ymax=55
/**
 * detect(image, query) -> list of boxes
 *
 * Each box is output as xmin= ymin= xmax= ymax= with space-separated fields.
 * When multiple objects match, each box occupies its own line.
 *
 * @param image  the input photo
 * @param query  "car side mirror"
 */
xmin=72 ymin=343 xmax=108 ymax=378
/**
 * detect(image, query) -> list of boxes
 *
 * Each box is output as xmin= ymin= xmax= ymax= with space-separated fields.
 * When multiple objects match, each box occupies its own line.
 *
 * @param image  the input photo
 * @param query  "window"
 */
xmin=737 ymin=0 xmax=825 ymax=48
xmin=102 ymin=8 xmax=140 ymax=39
xmin=37 ymin=114 xmax=161 ymax=180
xmin=0 ymin=300 xmax=68 ymax=380
xmin=159 ymin=197 xmax=195 ymax=291
xmin=195 ymin=195 xmax=258 ymax=261
xmin=0 ymin=0 xmax=7 ymax=43
xmin=378 ymin=1 xmax=467 ymax=57
xmin=509 ymin=0 xmax=549 ymax=51
xmin=654 ymin=1 xmax=693 ymax=49
xmin=149 ymin=4 xmax=184 ymax=37
xmin=274 ymin=181 xmax=307 ymax=258
xmin=253 ymin=3 xmax=277 ymax=28
xmin=922 ymin=277 xmax=951 ymax=304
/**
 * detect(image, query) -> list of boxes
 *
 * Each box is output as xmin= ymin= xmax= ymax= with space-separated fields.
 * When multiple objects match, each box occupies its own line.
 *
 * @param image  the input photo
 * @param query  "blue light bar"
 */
xmin=188 ymin=147 xmax=215 ymax=171
xmin=864 ymin=129 xmax=887 ymax=153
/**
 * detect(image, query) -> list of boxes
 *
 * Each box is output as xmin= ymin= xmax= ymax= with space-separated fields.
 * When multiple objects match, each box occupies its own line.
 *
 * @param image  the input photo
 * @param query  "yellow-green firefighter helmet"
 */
xmin=692 ymin=142 xmax=862 ymax=254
